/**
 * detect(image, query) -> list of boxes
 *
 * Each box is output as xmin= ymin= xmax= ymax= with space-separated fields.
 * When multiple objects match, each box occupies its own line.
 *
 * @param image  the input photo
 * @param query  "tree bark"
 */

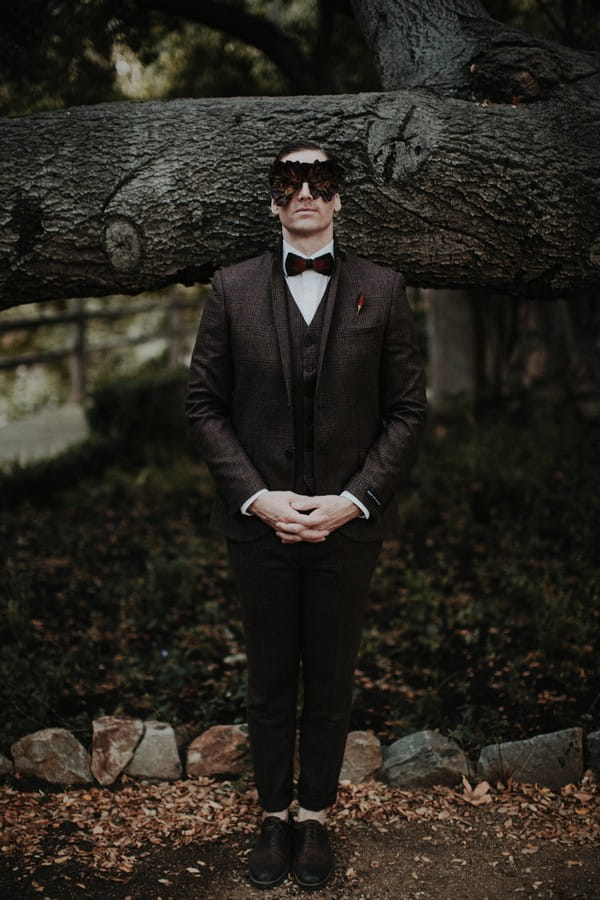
xmin=0 ymin=0 xmax=599 ymax=309
xmin=351 ymin=0 xmax=600 ymax=99
xmin=351 ymin=0 xmax=489 ymax=92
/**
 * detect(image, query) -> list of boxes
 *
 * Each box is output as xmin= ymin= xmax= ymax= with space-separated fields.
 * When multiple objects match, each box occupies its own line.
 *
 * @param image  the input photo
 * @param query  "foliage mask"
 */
xmin=268 ymin=158 xmax=344 ymax=206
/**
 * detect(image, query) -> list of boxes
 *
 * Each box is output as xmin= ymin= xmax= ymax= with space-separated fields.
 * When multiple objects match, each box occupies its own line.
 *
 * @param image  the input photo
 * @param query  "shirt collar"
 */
xmin=282 ymin=238 xmax=335 ymax=264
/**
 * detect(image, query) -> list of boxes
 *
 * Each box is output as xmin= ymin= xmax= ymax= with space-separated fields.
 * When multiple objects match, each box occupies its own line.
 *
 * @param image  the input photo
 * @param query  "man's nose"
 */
xmin=298 ymin=180 xmax=312 ymax=199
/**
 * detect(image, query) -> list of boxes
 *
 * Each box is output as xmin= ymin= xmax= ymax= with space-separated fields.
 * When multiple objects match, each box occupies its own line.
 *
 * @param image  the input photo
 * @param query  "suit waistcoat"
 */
xmin=285 ymin=283 xmax=329 ymax=495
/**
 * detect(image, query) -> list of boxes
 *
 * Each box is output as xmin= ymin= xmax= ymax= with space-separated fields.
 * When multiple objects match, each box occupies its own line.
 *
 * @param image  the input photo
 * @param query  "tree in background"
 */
xmin=0 ymin=0 xmax=380 ymax=115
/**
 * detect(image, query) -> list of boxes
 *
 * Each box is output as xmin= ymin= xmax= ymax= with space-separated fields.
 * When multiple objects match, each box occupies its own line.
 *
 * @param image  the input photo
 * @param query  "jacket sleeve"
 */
xmin=185 ymin=271 xmax=268 ymax=512
xmin=342 ymin=272 xmax=427 ymax=519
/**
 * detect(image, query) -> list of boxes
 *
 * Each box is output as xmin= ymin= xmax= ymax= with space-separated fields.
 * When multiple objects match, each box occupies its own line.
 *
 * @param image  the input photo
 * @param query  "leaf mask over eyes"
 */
xmin=268 ymin=158 xmax=345 ymax=206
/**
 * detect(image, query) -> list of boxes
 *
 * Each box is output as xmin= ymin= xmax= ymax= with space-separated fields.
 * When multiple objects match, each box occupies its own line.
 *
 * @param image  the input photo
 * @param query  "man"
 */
xmin=186 ymin=141 xmax=426 ymax=889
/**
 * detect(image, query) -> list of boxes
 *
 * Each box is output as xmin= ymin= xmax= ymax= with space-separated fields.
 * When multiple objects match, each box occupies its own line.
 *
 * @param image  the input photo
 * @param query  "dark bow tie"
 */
xmin=285 ymin=251 xmax=334 ymax=277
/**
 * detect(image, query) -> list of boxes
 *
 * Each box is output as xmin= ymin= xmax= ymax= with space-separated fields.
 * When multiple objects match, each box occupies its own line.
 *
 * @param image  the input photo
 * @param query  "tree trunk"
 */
xmin=425 ymin=289 xmax=477 ymax=414
xmin=351 ymin=0 xmax=599 ymax=98
xmin=0 ymin=0 xmax=599 ymax=310
xmin=349 ymin=0 xmax=600 ymax=415
xmin=351 ymin=0 xmax=489 ymax=92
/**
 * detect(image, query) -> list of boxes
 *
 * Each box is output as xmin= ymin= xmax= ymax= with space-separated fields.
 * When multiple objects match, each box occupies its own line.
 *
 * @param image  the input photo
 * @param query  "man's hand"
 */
xmin=249 ymin=491 xmax=330 ymax=543
xmin=278 ymin=494 xmax=361 ymax=543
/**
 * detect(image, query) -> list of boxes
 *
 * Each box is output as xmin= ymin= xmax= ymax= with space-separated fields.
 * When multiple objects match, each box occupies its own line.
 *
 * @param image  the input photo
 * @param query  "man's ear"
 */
xmin=334 ymin=194 xmax=342 ymax=213
xmin=270 ymin=198 xmax=280 ymax=216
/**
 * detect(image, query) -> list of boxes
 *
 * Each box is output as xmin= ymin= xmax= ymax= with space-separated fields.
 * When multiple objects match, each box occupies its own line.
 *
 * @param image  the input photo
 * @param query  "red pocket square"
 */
xmin=356 ymin=291 xmax=365 ymax=315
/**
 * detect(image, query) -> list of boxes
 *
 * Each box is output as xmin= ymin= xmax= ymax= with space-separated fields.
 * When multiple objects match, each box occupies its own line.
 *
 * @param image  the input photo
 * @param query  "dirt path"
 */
xmin=2 ymin=821 xmax=599 ymax=899
xmin=1 ymin=778 xmax=598 ymax=899
xmin=0 ymin=403 xmax=87 ymax=465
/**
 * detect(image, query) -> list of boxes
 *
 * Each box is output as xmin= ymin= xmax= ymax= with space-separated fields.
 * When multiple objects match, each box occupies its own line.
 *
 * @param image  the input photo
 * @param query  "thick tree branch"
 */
xmin=0 ymin=90 xmax=598 ymax=309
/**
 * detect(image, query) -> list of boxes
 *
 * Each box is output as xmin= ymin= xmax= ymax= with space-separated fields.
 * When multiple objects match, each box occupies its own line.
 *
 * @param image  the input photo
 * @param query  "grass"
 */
xmin=0 ymin=371 xmax=598 ymax=759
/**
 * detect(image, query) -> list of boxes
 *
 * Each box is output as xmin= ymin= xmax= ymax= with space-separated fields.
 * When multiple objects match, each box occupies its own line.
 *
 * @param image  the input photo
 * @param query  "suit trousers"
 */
xmin=227 ymin=529 xmax=382 ymax=812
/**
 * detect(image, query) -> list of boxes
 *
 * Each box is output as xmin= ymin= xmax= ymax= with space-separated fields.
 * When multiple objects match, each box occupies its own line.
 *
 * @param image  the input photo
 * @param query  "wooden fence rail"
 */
xmin=0 ymin=288 xmax=202 ymax=403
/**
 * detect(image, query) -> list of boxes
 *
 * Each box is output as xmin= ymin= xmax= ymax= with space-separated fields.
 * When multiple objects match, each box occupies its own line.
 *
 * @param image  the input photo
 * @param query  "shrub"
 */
xmin=86 ymin=366 xmax=189 ymax=464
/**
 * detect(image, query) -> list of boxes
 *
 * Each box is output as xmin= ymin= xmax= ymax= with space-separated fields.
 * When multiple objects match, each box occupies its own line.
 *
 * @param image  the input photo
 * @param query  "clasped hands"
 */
xmin=249 ymin=490 xmax=360 ymax=544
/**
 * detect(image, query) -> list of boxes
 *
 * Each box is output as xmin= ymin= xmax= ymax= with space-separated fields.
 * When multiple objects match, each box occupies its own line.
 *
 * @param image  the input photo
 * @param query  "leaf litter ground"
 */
xmin=1 ymin=773 xmax=598 ymax=898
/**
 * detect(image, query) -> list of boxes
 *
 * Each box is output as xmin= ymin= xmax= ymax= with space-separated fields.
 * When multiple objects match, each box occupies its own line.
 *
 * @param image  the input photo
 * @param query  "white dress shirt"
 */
xmin=241 ymin=241 xmax=369 ymax=519
xmin=283 ymin=238 xmax=334 ymax=325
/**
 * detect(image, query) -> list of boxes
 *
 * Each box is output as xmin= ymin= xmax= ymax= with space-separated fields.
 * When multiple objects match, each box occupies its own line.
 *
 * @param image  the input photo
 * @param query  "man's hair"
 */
xmin=273 ymin=141 xmax=331 ymax=164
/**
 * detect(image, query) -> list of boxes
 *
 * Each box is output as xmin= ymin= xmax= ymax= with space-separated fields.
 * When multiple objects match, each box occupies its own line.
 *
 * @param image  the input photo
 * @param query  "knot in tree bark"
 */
xmin=103 ymin=215 xmax=143 ymax=274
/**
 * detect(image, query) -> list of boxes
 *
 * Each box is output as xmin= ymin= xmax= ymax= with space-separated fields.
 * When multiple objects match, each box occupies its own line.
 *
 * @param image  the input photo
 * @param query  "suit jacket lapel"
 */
xmin=270 ymin=252 xmax=293 ymax=408
xmin=316 ymin=259 xmax=341 ymax=388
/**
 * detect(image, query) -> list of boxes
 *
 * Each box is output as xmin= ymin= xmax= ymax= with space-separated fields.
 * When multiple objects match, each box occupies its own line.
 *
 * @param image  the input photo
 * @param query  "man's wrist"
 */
xmin=340 ymin=490 xmax=370 ymax=519
xmin=241 ymin=488 xmax=268 ymax=516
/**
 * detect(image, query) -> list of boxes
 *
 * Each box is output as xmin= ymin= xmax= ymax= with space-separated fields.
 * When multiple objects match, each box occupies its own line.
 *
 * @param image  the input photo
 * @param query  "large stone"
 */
xmin=478 ymin=728 xmax=584 ymax=790
xmin=339 ymin=731 xmax=382 ymax=784
xmin=585 ymin=730 xmax=600 ymax=776
xmin=186 ymin=724 xmax=250 ymax=777
xmin=125 ymin=720 xmax=182 ymax=781
xmin=380 ymin=730 xmax=469 ymax=788
xmin=91 ymin=716 xmax=144 ymax=786
xmin=11 ymin=728 xmax=92 ymax=785
xmin=0 ymin=753 xmax=13 ymax=776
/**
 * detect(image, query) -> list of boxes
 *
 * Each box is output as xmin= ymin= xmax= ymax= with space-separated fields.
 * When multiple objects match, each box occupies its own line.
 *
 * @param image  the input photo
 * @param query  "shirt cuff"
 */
xmin=341 ymin=490 xmax=370 ymax=519
xmin=241 ymin=488 xmax=268 ymax=516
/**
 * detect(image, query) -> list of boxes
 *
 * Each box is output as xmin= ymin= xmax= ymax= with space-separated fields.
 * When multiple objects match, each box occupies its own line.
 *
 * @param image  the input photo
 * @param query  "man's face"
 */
xmin=269 ymin=148 xmax=342 ymax=244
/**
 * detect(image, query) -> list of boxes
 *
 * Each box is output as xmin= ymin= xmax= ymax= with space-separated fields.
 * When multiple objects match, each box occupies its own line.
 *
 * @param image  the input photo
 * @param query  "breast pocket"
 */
xmin=340 ymin=323 xmax=381 ymax=337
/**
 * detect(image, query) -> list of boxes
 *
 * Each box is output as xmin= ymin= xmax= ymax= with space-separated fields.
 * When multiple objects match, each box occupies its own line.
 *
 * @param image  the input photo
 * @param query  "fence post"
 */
xmin=69 ymin=298 xmax=86 ymax=403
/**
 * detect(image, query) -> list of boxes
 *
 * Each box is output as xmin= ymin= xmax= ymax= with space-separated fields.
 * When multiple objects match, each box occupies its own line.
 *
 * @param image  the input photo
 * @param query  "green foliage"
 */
xmin=0 ymin=434 xmax=119 ymax=506
xmin=86 ymin=366 xmax=190 ymax=464
xmin=0 ymin=0 xmax=124 ymax=115
xmin=154 ymin=24 xmax=288 ymax=100
xmin=0 ymin=0 xmax=374 ymax=115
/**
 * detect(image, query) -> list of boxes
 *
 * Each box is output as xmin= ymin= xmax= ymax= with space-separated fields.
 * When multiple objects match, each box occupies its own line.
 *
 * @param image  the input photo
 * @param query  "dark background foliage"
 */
xmin=0 ymin=373 xmax=598 ymax=755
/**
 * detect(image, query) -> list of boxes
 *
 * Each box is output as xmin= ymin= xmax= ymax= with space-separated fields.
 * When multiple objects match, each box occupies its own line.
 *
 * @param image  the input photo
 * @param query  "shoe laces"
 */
xmin=261 ymin=816 xmax=289 ymax=845
xmin=298 ymin=819 xmax=325 ymax=848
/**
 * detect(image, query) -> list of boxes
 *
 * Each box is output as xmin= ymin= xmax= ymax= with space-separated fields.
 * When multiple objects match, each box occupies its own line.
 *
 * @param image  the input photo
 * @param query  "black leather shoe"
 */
xmin=248 ymin=816 xmax=293 ymax=888
xmin=292 ymin=820 xmax=334 ymax=889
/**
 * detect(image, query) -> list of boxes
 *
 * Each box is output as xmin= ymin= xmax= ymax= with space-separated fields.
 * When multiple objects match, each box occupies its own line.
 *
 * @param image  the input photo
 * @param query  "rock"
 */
xmin=380 ymin=730 xmax=469 ymax=788
xmin=478 ymin=727 xmax=584 ymax=790
xmin=0 ymin=753 xmax=13 ymax=776
xmin=339 ymin=731 xmax=382 ymax=783
xmin=585 ymin=730 xmax=600 ymax=776
xmin=91 ymin=716 xmax=143 ymax=786
xmin=186 ymin=724 xmax=250 ymax=777
xmin=11 ymin=728 xmax=92 ymax=785
xmin=125 ymin=721 xmax=182 ymax=781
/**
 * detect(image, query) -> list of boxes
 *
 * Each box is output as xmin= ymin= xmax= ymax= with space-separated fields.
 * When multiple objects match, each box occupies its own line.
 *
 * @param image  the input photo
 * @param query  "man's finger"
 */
xmin=291 ymin=497 xmax=320 ymax=511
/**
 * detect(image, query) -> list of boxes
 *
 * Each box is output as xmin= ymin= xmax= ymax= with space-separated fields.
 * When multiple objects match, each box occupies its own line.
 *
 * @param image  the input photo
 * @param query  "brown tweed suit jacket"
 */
xmin=185 ymin=247 xmax=427 ymax=541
